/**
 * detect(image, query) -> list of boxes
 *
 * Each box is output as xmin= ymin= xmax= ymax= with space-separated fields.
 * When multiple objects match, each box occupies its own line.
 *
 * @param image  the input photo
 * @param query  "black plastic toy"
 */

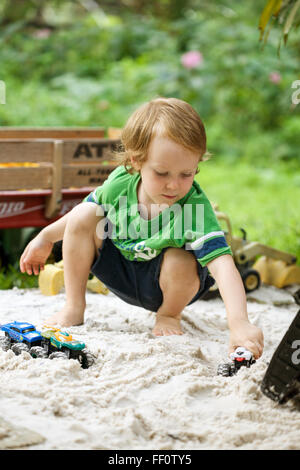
xmin=261 ymin=308 xmax=300 ymax=404
xmin=217 ymin=346 xmax=256 ymax=377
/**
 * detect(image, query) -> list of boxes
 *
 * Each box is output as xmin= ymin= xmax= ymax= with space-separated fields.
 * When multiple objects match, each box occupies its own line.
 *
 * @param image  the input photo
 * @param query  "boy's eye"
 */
xmin=154 ymin=170 xmax=193 ymax=177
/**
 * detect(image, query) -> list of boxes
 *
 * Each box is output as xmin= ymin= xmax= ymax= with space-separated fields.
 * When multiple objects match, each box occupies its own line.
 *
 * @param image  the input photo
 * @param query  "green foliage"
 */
xmin=0 ymin=265 xmax=38 ymax=289
xmin=259 ymin=0 xmax=300 ymax=48
xmin=0 ymin=4 xmax=299 ymax=162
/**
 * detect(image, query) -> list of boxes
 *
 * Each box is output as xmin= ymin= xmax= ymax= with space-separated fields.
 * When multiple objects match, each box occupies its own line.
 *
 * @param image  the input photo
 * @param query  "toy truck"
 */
xmin=38 ymin=325 xmax=95 ymax=369
xmin=217 ymin=347 xmax=256 ymax=377
xmin=213 ymin=206 xmax=300 ymax=292
xmin=0 ymin=321 xmax=95 ymax=369
xmin=0 ymin=321 xmax=43 ymax=355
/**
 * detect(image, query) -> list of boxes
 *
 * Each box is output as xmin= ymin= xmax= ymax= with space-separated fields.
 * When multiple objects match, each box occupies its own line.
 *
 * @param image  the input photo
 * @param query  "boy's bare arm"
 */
xmin=207 ymin=254 xmax=264 ymax=359
xmin=20 ymin=211 xmax=70 ymax=275
xmin=43 ymin=211 xmax=72 ymax=243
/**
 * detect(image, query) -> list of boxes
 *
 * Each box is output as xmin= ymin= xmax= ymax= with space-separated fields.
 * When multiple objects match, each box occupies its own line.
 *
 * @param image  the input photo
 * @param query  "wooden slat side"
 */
xmin=62 ymin=163 xmax=118 ymax=188
xmin=45 ymin=141 xmax=63 ymax=218
xmin=0 ymin=166 xmax=52 ymax=190
xmin=0 ymin=128 xmax=105 ymax=139
xmin=0 ymin=141 xmax=54 ymax=163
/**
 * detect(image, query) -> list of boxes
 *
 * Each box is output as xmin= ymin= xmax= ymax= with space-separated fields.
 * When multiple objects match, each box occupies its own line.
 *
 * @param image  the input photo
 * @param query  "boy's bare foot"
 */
xmin=44 ymin=304 xmax=85 ymax=327
xmin=152 ymin=314 xmax=183 ymax=336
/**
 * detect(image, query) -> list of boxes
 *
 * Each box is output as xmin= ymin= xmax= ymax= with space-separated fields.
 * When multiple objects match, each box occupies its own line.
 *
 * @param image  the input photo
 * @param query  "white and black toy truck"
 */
xmin=217 ymin=347 xmax=256 ymax=377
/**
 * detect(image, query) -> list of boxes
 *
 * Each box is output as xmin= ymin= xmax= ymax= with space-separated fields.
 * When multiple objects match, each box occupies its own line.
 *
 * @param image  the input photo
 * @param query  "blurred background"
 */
xmin=0 ymin=0 xmax=299 ymax=288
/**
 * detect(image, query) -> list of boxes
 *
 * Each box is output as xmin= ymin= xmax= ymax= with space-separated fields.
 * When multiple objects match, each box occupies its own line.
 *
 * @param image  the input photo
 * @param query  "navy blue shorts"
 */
xmin=91 ymin=236 xmax=215 ymax=312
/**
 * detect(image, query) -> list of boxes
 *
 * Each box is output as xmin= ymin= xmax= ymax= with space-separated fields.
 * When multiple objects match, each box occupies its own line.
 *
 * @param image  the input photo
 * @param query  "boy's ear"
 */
xmin=130 ymin=156 xmax=141 ymax=171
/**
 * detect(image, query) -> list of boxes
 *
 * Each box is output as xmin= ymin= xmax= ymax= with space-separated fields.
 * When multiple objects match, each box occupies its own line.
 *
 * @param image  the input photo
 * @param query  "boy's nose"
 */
xmin=166 ymin=178 xmax=179 ymax=191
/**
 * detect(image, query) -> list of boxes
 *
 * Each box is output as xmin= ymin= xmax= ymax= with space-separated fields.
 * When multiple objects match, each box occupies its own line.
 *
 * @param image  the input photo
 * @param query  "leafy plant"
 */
xmin=0 ymin=265 xmax=38 ymax=289
xmin=259 ymin=0 xmax=300 ymax=49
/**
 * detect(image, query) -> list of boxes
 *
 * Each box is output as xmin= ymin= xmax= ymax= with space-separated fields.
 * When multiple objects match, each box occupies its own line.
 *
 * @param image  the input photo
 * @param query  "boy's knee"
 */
xmin=160 ymin=248 xmax=199 ymax=285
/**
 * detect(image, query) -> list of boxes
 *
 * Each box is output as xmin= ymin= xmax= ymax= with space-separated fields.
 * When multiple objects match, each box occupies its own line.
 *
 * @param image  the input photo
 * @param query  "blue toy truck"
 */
xmin=0 ymin=321 xmax=43 ymax=355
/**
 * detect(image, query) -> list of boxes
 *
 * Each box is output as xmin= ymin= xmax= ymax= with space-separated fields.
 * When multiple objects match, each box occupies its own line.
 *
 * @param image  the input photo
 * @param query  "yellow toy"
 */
xmin=38 ymin=260 xmax=109 ymax=296
xmin=213 ymin=205 xmax=300 ymax=291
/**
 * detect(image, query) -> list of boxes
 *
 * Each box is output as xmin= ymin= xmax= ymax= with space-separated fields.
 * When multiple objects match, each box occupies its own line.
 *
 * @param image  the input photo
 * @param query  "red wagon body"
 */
xmin=0 ymin=188 xmax=93 ymax=229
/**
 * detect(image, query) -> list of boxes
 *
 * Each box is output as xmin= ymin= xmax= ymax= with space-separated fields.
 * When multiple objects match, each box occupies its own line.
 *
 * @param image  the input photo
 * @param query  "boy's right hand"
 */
xmin=20 ymin=233 xmax=54 ymax=275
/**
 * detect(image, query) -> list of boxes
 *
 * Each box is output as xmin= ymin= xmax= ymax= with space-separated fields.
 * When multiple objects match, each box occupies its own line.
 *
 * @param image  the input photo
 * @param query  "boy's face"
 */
xmin=131 ymin=135 xmax=200 ymax=207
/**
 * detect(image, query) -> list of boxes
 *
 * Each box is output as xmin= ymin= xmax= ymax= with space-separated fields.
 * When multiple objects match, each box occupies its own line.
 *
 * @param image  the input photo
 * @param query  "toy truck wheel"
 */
xmin=217 ymin=363 xmax=232 ymax=377
xmin=241 ymin=269 xmax=261 ymax=293
xmin=11 ymin=343 xmax=30 ymax=355
xmin=80 ymin=348 xmax=95 ymax=369
xmin=0 ymin=336 xmax=11 ymax=351
xmin=30 ymin=346 xmax=48 ymax=358
xmin=49 ymin=351 xmax=68 ymax=361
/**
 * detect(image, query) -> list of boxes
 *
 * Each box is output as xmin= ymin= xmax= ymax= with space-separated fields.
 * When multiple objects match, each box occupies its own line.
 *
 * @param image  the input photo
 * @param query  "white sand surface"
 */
xmin=0 ymin=284 xmax=299 ymax=450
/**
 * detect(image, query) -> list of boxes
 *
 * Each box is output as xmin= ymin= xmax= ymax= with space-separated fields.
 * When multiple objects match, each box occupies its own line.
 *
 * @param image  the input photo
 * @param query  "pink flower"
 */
xmin=181 ymin=51 xmax=203 ymax=69
xmin=269 ymin=71 xmax=281 ymax=84
xmin=31 ymin=28 xmax=52 ymax=39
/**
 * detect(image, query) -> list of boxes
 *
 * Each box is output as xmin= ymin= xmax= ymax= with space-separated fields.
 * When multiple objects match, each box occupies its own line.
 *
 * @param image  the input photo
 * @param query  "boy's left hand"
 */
xmin=229 ymin=319 xmax=264 ymax=360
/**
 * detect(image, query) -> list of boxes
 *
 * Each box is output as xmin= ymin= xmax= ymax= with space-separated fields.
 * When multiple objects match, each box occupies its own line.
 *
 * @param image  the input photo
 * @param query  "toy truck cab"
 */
xmin=43 ymin=328 xmax=85 ymax=353
xmin=229 ymin=347 xmax=255 ymax=369
xmin=0 ymin=321 xmax=43 ymax=354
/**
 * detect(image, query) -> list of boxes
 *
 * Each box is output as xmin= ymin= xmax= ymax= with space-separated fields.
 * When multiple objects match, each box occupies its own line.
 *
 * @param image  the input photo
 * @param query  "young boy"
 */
xmin=20 ymin=97 xmax=264 ymax=359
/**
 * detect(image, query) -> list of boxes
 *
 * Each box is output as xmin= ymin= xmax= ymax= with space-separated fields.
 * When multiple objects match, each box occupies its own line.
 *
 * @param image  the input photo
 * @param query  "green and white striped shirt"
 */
xmin=83 ymin=165 xmax=232 ymax=266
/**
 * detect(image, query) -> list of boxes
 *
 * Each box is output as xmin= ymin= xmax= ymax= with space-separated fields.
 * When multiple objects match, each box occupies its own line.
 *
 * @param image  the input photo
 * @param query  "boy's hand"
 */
xmin=20 ymin=233 xmax=54 ymax=275
xmin=229 ymin=319 xmax=264 ymax=360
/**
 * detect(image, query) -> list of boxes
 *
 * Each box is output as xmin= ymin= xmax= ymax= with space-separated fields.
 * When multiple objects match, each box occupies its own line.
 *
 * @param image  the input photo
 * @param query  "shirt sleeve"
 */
xmin=184 ymin=184 xmax=232 ymax=267
xmin=82 ymin=165 xmax=126 ymax=206
xmin=189 ymin=231 xmax=232 ymax=267
xmin=82 ymin=186 xmax=103 ymax=205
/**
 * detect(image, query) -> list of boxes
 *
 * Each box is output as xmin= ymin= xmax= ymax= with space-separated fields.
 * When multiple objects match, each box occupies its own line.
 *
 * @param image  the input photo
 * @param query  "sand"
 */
xmin=0 ymin=284 xmax=299 ymax=450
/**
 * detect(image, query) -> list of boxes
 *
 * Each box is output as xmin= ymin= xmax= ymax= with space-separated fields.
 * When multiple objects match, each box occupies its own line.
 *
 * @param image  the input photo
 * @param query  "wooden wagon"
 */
xmin=0 ymin=127 xmax=121 ymax=229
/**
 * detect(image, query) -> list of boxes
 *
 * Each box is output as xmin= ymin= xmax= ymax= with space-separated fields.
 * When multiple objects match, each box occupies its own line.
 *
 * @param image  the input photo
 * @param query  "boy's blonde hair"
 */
xmin=114 ymin=97 xmax=208 ymax=173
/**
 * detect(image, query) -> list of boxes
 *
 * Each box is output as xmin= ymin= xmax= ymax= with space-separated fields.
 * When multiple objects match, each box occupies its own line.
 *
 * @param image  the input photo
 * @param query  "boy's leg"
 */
xmin=153 ymin=248 xmax=201 ymax=336
xmin=45 ymin=203 xmax=104 ymax=327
